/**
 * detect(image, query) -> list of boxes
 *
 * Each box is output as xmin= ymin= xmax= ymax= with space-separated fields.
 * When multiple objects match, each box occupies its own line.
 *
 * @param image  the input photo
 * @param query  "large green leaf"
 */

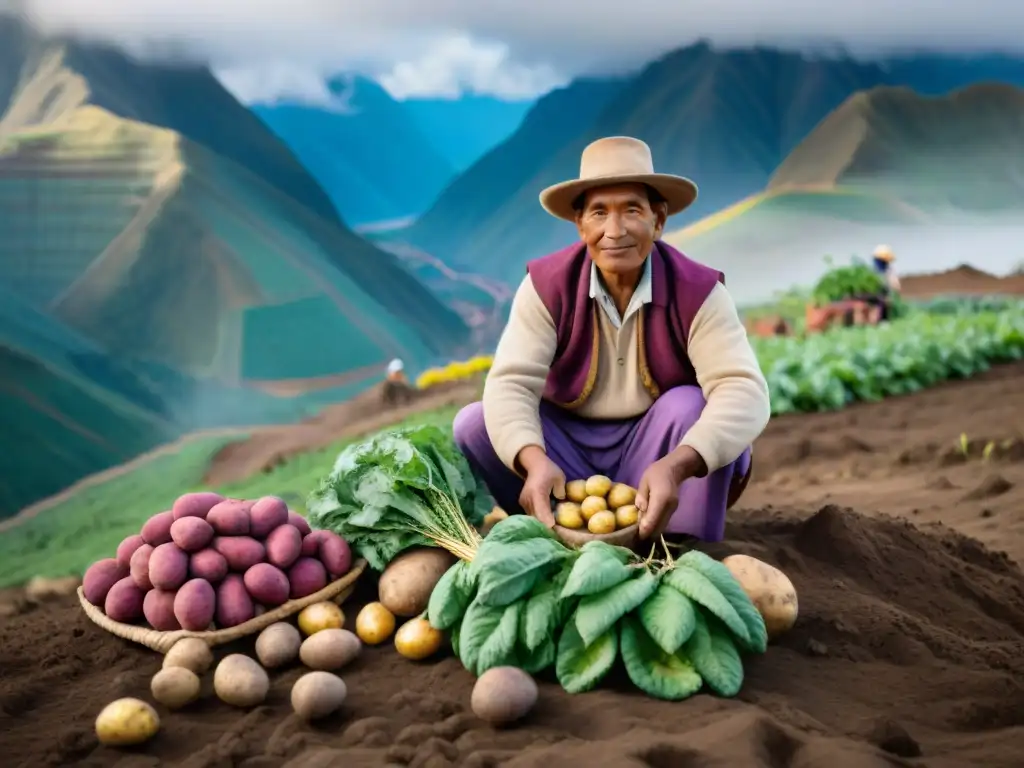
xmin=619 ymin=615 xmax=703 ymax=701
xmin=519 ymin=636 xmax=557 ymax=675
xmin=521 ymin=580 xmax=561 ymax=652
xmin=475 ymin=602 xmax=522 ymax=675
xmin=575 ymin=569 xmax=658 ymax=647
xmin=482 ymin=514 xmax=560 ymax=546
xmin=637 ymin=581 xmax=697 ymax=655
xmin=555 ymin=620 xmax=618 ymax=694
xmin=474 ymin=538 xmax=568 ymax=606
xmin=663 ymin=566 xmax=752 ymax=647
xmin=458 ymin=599 xmax=506 ymax=674
xmin=561 ymin=545 xmax=635 ymax=599
xmin=675 ymin=550 xmax=768 ymax=653
xmin=683 ymin=610 xmax=744 ymax=697
xmin=427 ymin=561 xmax=475 ymax=631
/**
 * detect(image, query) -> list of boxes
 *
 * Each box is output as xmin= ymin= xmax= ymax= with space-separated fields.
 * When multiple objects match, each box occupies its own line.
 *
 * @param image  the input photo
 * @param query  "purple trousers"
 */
xmin=453 ymin=385 xmax=752 ymax=542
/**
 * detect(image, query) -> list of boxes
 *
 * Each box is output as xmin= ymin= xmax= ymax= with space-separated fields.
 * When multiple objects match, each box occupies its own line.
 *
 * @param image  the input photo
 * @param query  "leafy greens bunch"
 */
xmin=427 ymin=516 xmax=768 ymax=701
xmin=307 ymin=424 xmax=491 ymax=570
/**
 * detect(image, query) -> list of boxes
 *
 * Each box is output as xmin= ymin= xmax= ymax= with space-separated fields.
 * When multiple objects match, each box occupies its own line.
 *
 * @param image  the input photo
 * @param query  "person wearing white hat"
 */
xmin=452 ymin=136 xmax=770 ymax=543
xmin=870 ymin=245 xmax=901 ymax=320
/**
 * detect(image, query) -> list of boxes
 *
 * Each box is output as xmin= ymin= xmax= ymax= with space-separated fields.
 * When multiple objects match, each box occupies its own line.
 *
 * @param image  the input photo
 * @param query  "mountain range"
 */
xmin=0 ymin=16 xmax=471 ymax=516
xmin=399 ymin=45 xmax=1024 ymax=292
xmin=253 ymin=79 xmax=532 ymax=227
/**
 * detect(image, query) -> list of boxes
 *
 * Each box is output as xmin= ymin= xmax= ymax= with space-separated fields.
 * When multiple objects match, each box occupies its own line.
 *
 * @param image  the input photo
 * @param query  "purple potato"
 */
xmin=287 ymin=557 xmax=327 ymax=599
xmin=265 ymin=524 xmax=302 ymax=569
xmin=243 ymin=563 xmax=290 ymax=607
xmin=207 ymin=500 xmax=251 ymax=536
xmin=288 ymin=510 xmax=312 ymax=537
xmin=104 ymin=576 xmax=145 ymax=622
xmin=148 ymin=542 xmax=189 ymax=590
xmin=249 ymin=496 xmax=288 ymax=538
xmin=300 ymin=530 xmax=327 ymax=558
xmin=212 ymin=536 xmax=266 ymax=572
xmin=143 ymin=588 xmax=181 ymax=631
xmin=141 ymin=510 xmax=175 ymax=546
xmin=115 ymin=535 xmax=146 ymax=569
xmin=317 ymin=531 xmax=352 ymax=578
xmin=171 ymin=491 xmax=226 ymax=521
xmin=216 ymin=574 xmax=255 ymax=628
xmin=129 ymin=544 xmax=155 ymax=590
xmin=190 ymin=548 xmax=229 ymax=583
xmin=83 ymin=558 xmax=129 ymax=606
xmin=173 ymin=579 xmax=216 ymax=631
xmin=170 ymin=516 xmax=214 ymax=552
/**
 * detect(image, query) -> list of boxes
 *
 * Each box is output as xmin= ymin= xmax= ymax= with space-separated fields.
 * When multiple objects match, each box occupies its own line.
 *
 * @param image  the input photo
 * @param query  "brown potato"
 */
xmin=213 ymin=654 xmax=269 ymax=707
xmin=378 ymin=548 xmax=455 ymax=617
xmin=722 ymin=554 xmax=799 ymax=640
xmin=299 ymin=628 xmax=362 ymax=671
xmin=255 ymin=622 xmax=302 ymax=669
xmin=291 ymin=671 xmax=347 ymax=721
xmin=150 ymin=667 xmax=200 ymax=709
xmin=471 ymin=666 xmax=538 ymax=725
xmin=163 ymin=637 xmax=213 ymax=674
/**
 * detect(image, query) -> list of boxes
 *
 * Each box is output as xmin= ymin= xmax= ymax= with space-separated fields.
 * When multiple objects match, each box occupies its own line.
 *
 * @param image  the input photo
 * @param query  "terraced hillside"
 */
xmin=0 ymin=17 xmax=470 ymax=516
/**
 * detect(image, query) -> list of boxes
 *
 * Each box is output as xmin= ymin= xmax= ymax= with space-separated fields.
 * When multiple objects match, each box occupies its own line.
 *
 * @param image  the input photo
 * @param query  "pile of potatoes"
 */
xmin=554 ymin=475 xmax=639 ymax=534
xmin=82 ymin=492 xmax=353 ymax=632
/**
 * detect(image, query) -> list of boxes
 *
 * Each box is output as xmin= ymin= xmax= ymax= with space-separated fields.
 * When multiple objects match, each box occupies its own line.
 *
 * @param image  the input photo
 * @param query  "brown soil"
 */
xmin=3 ymin=365 xmax=1024 ymax=767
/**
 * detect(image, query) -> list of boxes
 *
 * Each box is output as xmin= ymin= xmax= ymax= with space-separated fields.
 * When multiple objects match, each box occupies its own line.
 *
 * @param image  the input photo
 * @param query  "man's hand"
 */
xmin=515 ymin=445 xmax=566 ymax=527
xmin=635 ymin=446 xmax=707 ymax=540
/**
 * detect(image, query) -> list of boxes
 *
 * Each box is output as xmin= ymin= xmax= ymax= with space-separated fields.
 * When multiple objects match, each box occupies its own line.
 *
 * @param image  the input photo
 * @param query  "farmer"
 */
xmin=870 ymin=244 xmax=901 ymax=321
xmin=386 ymin=358 xmax=408 ymax=385
xmin=453 ymin=136 xmax=771 ymax=542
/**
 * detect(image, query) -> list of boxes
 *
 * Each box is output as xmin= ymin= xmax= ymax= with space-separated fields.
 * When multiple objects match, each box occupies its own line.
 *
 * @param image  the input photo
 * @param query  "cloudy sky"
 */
xmin=10 ymin=0 xmax=1024 ymax=106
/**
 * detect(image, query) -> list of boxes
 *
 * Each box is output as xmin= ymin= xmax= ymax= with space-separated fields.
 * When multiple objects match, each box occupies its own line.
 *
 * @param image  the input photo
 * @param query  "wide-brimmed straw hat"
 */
xmin=539 ymin=136 xmax=698 ymax=221
xmin=872 ymin=244 xmax=896 ymax=262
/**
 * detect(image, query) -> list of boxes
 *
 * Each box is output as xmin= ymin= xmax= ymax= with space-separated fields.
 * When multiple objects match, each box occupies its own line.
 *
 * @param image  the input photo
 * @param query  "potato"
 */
xmin=607 ymin=483 xmax=637 ymax=509
xmin=255 ymin=622 xmax=302 ymax=668
xmin=172 ymin=491 xmax=225 ymax=520
xmin=565 ymin=479 xmax=588 ymax=503
xmin=291 ymin=671 xmax=347 ymax=721
xmin=244 ymin=563 xmax=290 ymax=606
xmin=189 ymin=548 xmax=228 ymax=583
xmin=554 ymin=502 xmax=584 ymax=529
xmin=250 ymin=496 xmax=289 ymax=538
xmin=722 ymin=554 xmax=799 ymax=640
xmin=150 ymin=666 xmax=201 ymax=709
xmin=288 ymin=510 xmax=312 ymax=537
xmin=394 ymin=618 xmax=443 ymax=661
xmin=141 ymin=510 xmax=175 ymax=546
xmin=115 ymin=535 xmax=146 ymax=569
xmin=216 ymin=574 xmax=255 ymax=628
xmin=378 ymin=548 xmax=455 ymax=618
xmin=587 ymin=510 xmax=616 ymax=535
xmin=297 ymin=601 xmax=345 ymax=636
xmin=318 ymin=531 xmax=352 ymax=578
xmin=213 ymin=536 xmax=266 ymax=572
xmin=95 ymin=697 xmax=160 ymax=746
xmin=83 ymin=558 xmax=129 ymax=606
xmin=615 ymin=504 xmax=639 ymax=528
xmin=163 ymin=637 xmax=213 ymax=674
xmin=300 ymin=530 xmax=326 ymax=558
xmin=288 ymin=557 xmax=328 ymax=599
xmin=129 ymin=544 xmax=155 ymax=590
xmin=170 ymin=517 xmax=214 ymax=553
xmin=174 ymin=578 xmax=216 ymax=631
xmin=584 ymin=474 xmax=612 ymax=497
xmin=265 ymin=524 xmax=302 ymax=569
xmin=471 ymin=667 xmax=538 ymax=726
xmin=207 ymin=500 xmax=252 ymax=536
xmin=481 ymin=507 xmax=508 ymax=536
xmin=105 ymin=576 xmax=146 ymax=622
xmin=580 ymin=496 xmax=608 ymax=521
xmin=143 ymin=588 xmax=181 ymax=631
xmin=299 ymin=628 xmax=362 ymax=671
xmin=149 ymin=543 xmax=189 ymax=590
xmin=213 ymin=654 xmax=269 ymax=708
xmin=355 ymin=602 xmax=396 ymax=645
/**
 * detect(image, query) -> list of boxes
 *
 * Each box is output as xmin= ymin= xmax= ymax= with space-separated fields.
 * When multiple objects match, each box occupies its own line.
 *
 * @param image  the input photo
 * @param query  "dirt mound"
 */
xmin=1 ymin=505 xmax=1022 ymax=768
xmin=900 ymin=264 xmax=1024 ymax=297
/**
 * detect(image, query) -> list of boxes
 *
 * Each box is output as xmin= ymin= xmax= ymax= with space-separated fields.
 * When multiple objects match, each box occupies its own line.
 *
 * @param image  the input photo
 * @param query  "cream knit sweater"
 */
xmin=482 ymin=274 xmax=771 ymax=474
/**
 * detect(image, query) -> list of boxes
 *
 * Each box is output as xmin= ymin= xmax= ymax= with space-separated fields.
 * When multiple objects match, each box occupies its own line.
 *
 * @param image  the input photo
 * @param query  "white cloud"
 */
xmin=9 ymin=0 xmax=1024 ymax=103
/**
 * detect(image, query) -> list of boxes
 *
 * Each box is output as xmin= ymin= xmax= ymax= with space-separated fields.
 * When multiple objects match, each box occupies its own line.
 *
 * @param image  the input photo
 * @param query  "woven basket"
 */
xmin=554 ymin=523 xmax=639 ymax=549
xmin=78 ymin=558 xmax=367 ymax=653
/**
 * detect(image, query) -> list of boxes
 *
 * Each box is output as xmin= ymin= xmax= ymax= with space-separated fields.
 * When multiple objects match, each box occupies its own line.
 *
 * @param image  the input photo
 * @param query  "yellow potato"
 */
xmin=587 ymin=510 xmax=617 ymax=534
xmin=95 ymin=697 xmax=160 ymax=746
xmin=297 ymin=601 xmax=345 ymax=636
xmin=607 ymin=483 xmax=637 ymax=509
xmin=554 ymin=502 xmax=584 ymax=529
xmin=481 ymin=507 xmax=508 ymax=536
xmin=565 ymin=480 xmax=588 ymax=503
xmin=580 ymin=496 xmax=608 ymax=520
xmin=150 ymin=667 xmax=201 ymax=710
xmin=584 ymin=475 xmax=613 ymax=497
xmin=722 ymin=554 xmax=799 ymax=640
xmin=614 ymin=504 xmax=639 ymax=528
xmin=355 ymin=602 xmax=396 ymax=645
xmin=395 ymin=618 xmax=444 ymax=661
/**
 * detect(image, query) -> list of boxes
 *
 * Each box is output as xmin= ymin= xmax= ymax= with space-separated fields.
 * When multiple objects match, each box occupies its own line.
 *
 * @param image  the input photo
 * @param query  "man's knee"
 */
xmin=652 ymin=386 xmax=706 ymax=427
xmin=452 ymin=402 xmax=486 ymax=449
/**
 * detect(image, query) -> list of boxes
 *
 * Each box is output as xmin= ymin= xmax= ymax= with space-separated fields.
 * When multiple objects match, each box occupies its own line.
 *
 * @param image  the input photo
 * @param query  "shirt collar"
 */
xmin=589 ymin=254 xmax=653 ymax=329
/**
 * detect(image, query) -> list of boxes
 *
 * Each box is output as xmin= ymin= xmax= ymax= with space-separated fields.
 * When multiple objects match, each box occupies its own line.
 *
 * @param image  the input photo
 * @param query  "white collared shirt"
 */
xmin=589 ymin=255 xmax=653 ymax=329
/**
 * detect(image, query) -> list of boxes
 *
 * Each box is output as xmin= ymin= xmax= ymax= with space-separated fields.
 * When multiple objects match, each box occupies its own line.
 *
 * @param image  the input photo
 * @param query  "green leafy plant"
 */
xmin=811 ymin=259 xmax=886 ymax=305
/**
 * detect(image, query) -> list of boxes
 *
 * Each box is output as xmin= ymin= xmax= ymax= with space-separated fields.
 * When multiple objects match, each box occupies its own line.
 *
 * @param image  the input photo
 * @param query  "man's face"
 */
xmin=575 ymin=183 xmax=667 ymax=276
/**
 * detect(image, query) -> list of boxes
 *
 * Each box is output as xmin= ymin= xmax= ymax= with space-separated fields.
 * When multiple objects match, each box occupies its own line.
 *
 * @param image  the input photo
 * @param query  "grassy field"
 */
xmin=0 ymin=405 xmax=460 ymax=588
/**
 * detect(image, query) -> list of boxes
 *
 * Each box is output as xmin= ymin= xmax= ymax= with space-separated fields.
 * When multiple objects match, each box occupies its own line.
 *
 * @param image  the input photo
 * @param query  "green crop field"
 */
xmin=2 ymin=301 xmax=1023 ymax=589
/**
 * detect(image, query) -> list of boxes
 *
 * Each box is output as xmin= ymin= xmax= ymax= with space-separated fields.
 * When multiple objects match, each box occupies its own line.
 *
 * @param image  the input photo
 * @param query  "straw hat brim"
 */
xmin=539 ymin=173 xmax=698 ymax=221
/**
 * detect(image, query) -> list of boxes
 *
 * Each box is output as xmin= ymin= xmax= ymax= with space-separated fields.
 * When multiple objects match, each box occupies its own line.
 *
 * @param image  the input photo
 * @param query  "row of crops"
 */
xmin=416 ymin=299 xmax=1024 ymax=415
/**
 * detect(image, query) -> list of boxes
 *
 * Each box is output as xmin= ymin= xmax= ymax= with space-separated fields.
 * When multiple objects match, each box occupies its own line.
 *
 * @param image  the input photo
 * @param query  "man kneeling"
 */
xmin=454 ymin=137 xmax=771 ymax=542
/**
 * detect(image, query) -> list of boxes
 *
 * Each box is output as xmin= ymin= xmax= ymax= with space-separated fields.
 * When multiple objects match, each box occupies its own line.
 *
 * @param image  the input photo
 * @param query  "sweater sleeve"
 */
xmin=482 ymin=274 xmax=558 ymax=471
xmin=678 ymin=282 xmax=771 ymax=473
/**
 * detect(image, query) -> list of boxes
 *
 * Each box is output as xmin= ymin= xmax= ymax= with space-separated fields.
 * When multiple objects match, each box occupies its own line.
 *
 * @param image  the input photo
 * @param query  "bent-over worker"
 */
xmin=453 ymin=137 xmax=771 ymax=541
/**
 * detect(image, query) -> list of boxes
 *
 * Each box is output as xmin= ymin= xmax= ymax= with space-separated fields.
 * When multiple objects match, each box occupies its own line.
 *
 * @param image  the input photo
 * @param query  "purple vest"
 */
xmin=526 ymin=241 xmax=724 ymax=410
